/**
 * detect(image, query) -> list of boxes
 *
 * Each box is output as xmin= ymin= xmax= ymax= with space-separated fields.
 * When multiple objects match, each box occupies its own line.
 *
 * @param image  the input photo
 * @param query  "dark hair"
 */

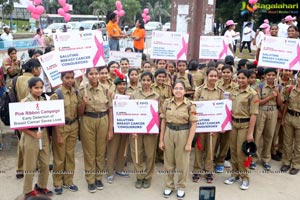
xmin=172 ymin=80 xmax=186 ymax=90
xmin=86 ymin=67 xmax=100 ymax=75
xmin=125 ymin=47 xmax=134 ymax=52
xmin=142 ymin=53 xmax=147 ymax=61
xmin=128 ymin=68 xmax=139 ymax=77
xmin=154 ymin=68 xmax=167 ymax=77
xmin=143 ymin=61 xmax=151 ymax=66
xmin=98 ymin=65 xmax=109 ymax=72
xmin=28 ymin=77 xmax=44 ymax=88
xmin=237 ymin=69 xmax=250 ymax=78
xmin=28 ymin=49 xmax=35 ymax=58
xmin=237 ymin=59 xmax=249 ymax=70
xmin=109 ymin=13 xmax=117 ymax=21
xmin=222 ymin=64 xmax=233 ymax=72
xmin=225 ymin=55 xmax=234 ymax=65
xmin=120 ymin=57 xmax=129 ymax=63
xmin=270 ymin=24 xmax=278 ymax=29
xmin=248 ymin=69 xmax=257 ymax=76
xmin=177 ymin=60 xmax=187 ymax=66
xmin=138 ymin=18 xmax=145 ymax=29
xmin=140 ymin=71 xmax=153 ymax=81
xmin=257 ymin=67 xmax=265 ymax=78
xmin=288 ymin=25 xmax=298 ymax=32
xmin=22 ymin=58 xmax=41 ymax=73
xmin=155 ymin=59 xmax=167 ymax=64
xmin=221 ymin=26 xmax=228 ymax=36
xmin=79 ymin=26 xmax=84 ymax=31
xmin=168 ymin=61 xmax=176 ymax=67
xmin=61 ymin=71 xmax=75 ymax=79
xmin=7 ymin=47 xmax=16 ymax=55
xmin=36 ymin=28 xmax=41 ymax=34
xmin=108 ymin=61 xmax=120 ymax=68
xmin=34 ymin=49 xmax=43 ymax=56
xmin=206 ymin=67 xmax=218 ymax=76
xmin=214 ymin=61 xmax=223 ymax=68
xmin=44 ymin=46 xmax=54 ymax=54
xmin=188 ymin=59 xmax=199 ymax=71
xmin=246 ymin=61 xmax=257 ymax=70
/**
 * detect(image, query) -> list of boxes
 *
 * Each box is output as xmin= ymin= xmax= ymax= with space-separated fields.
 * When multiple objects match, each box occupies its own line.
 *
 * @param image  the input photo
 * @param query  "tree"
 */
xmin=0 ymin=0 xmax=18 ymax=26
xmin=89 ymin=0 xmax=108 ymax=18
xmin=146 ymin=0 xmax=170 ymax=23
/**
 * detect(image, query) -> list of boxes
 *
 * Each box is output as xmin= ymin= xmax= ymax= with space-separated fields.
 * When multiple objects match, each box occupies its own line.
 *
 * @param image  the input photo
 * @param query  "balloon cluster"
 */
xmin=114 ymin=1 xmax=125 ymax=17
xmin=27 ymin=0 xmax=45 ymax=20
xmin=57 ymin=0 xmax=71 ymax=22
xmin=141 ymin=8 xmax=150 ymax=23
xmin=240 ymin=0 xmax=258 ymax=16
xmin=248 ymin=0 xmax=258 ymax=12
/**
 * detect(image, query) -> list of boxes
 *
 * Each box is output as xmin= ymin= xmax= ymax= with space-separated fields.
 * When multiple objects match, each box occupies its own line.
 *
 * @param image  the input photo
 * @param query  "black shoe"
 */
xmin=49 ymin=164 xmax=53 ymax=171
xmin=34 ymin=183 xmax=53 ymax=196
xmin=192 ymin=174 xmax=200 ymax=183
xmin=271 ymin=154 xmax=281 ymax=161
xmin=276 ymin=151 xmax=282 ymax=158
xmin=16 ymin=171 xmax=24 ymax=179
xmin=263 ymin=163 xmax=271 ymax=171
xmin=88 ymin=184 xmax=96 ymax=193
xmin=95 ymin=180 xmax=104 ymax=190
xmin=280 ymin=165 xmax=290 ymax=172
xmin=289 ymin=168 xmax=299 ymax=175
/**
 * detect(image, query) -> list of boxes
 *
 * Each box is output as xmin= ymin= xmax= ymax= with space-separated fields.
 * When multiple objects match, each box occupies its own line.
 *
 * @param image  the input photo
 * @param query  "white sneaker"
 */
xmin=107 ymin=175 xmax=114 ymax=184
xmin=177 ymin=189 xmax=185 ymax=199
xmin=224 ymin=176 xmax=239 ymax=185
xmin=163 ymin=189 xmax=172 ymax=198
xmin=240 ymin=180 xmax=249 ymax=190
xmin=224 ymin=160 xmax=231 ymax=168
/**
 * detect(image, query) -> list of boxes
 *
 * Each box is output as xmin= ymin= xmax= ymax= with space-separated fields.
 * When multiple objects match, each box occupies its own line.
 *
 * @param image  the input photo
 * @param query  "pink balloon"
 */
xmin=113 ymin=10 xmax=118 ymax=14
xmin=34 ymin=0 xmax=42 ymax=5
xmin=118 ymin=10 xmax=125 ymax=17
xmin=253 ymin=5 xmax=258 ymax=11
xmin=143 ymin=8 xmax=149 ymax=14
xmin=117 ymin=4 xmax=122 ymax=11
xmin=143 ymin=19 xmax=147 ymax=24
xmin=31 ymin=12 xmax=39 ymax=19
xmin=146 ymin=15 xmax=150 ymax=21
xmin=58 ymin=8 xmax=65 ymax=16
xmin=248 ymin=0 xmax=258 ymax=5
xmin=64 ymin=13 xmax=71 ymax=22
xmin=27 ymin=4 xmax=35 ymax=13
xmin=58 ymin=0 xmax=66 ymax=7
xmin=63 ymin=4 xmax=70 ymax=13
xmin=35 ymin=5 xmax=44 ymax=15
xmin=116 ymin=1 xmax=121 ymax=7
xmin=142 ymin=13 xmax=146 ymax=18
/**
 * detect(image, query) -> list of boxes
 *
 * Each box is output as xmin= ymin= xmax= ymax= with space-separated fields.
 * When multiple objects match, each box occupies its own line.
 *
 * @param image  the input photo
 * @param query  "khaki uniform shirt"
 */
xmin=100 ymin=80 xmax=115 ymax=97
xmin=285 ymin=84 xmax=300 ymax=112
xmin=130 ymin=88 xmax=160 ymax=111
xmin=189 ymin=70 xmax=204 ymax=87
xmin=22 ymin=93 xmax=44 ymax=102
xmin=160 ymin=97 xmax=198 ymax=124
xmin=194 ymin=83 xmax=224 ymax=101
xmin=151 ymin=82 xmax=172 ymax=102
xmin=176 ymin=72 xmax=195 ymax=91
xmin=217 ymin=79 xmax=238 ymax=93
xmin=16 ymin=73 xmax=34 ymax=102
xmin=230 ymin=85 xmax=259 ymax=118
xmin=79 ymin=83 xmax=112 ymax=112
xmin=258 ymin=82 xmax=278 ymax=106
xmin=127 ymin=84 xmax=141 ymax=96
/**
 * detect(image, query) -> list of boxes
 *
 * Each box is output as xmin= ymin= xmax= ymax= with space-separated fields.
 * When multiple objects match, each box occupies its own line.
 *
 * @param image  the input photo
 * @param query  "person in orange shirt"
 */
xmin=131 ymin=19 xmax=146 ymax=53
xmin=106 ymin=13 xmax=127 ymax=51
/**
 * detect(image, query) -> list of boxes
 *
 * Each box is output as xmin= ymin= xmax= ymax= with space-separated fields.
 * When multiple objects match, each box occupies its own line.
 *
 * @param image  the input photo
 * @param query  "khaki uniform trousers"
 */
xmin=107 ymin=134 xmax=129 ymax=176
xmin=52 ymin=122 xmax=79 ymax=187
xmin=229 ymin=121 xmax=249 ymax=181
xmin=272 ymin=121 xmax=284 ymax=155
xmin=164 ymin=127 xmax=190 ymax=189
xmin=80 ymin=115 xmax=108 ymax=184
xmin=254 ymin=109 xmax=278 ymax=163
xmin=17 ymin=133 xmax=24 ymax=172
xmin=20 ymin=129 xmax=50 ymax=194
xmin=282 ymin=114 xmax=300 ymax=169
xmin=193 ymin=133 xmax=218 ymax=173
xmin=129 ymin=134 xmax=157 ymax=180
xmin=215 ymin=131 xmax=230 ymax=165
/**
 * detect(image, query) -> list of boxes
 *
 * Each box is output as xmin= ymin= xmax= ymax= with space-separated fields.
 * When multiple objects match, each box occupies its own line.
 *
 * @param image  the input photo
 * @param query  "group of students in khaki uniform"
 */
xmin=2 ymin=47 xmax=300 ymax=200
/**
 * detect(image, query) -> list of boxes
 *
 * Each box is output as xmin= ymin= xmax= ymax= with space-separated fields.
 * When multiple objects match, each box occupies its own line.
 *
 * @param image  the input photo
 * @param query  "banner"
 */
xmin=199 ymin=36 xmax=233 ymax=60
xmin=258 ymin=36 xmax=300 ymax=70
xmin=151 ymin=31 xmax=189 ymax=60
xmin=114 ymin=94 xmax=130 ymax=100
xmin=9 ymin=100 xmax=65 ymax=130
xmin=109 ymin=51 xmax=142 ymax=68
xmin=193 ymin=100 xmax=232 ymax=133
xmin=113 ymin=100 xmax=159 ymax=134
xmin=54 ymin=30 xmax=105 ymax=72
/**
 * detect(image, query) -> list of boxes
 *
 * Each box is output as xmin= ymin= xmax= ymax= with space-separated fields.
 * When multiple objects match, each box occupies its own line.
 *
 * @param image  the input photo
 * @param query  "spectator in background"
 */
xmin=34 ymin=28 xmax=46 ymax=47
xmin=1 ymin=26 xmax=13 ymax=48
xmin=278 ymin=15 xmax=295 ymax=38
xmin=44 ymin=29 xmax=56 ymax=47
xmin=240 ymin=22 xmax=254 ymax=55
xmin=106 ymin=13 xmax=127 ymax=51
xmin=222 ymin=20 xmax=238 ymax=56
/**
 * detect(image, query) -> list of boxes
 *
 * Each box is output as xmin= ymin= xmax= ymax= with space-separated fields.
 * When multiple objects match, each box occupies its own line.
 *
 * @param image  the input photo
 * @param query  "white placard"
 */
xmin=258 ymin=36 xmax=300 ymax=70
xmin=199 ymin=36 xmax=233 ymax=59
xmin=54 ymin=30 xmax=105 ymax=72
xmin=109 ymin=51 xmax=142 ymax=68
xmin=178 ymin=5 xmax=189 ymax=15
xmin=151 ymin=31 xmax=189 ymax=60
xmin=9 ymin=100 xmax=65 ymax=130
xmin=193 ymin=100 xmax=232 ymax=133
xmin=114 ymin=94 xmax=130 ymax=100
xmin=113 ymin=100 xmax=159 ymax=134
xmin=204 ymin=14 xmax=213 ymax=34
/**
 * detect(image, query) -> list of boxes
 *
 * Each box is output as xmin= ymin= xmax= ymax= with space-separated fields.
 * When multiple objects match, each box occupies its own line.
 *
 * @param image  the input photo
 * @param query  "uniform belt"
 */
xmin=28 ymin=127 xmax=44 ymax=131
xmin=84 ymin=111 xmax=108 ymax=118
xmin=166 ymin=123 xmax=190 ymax=131
xmin=287 ymin=109 xmax=300 ymax=117
xmin=232 ymin=117 xmax=250 ymax=123
xmin=65 ymin=118 xmax=78 ymax=125
xmin=259 ymin=105 xmax=277 ymax=111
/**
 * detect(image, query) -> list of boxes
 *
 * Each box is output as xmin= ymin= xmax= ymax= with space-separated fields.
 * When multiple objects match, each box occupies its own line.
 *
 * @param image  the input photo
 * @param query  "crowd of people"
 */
xmin=0 ymin=13 xmax=299 ymax=200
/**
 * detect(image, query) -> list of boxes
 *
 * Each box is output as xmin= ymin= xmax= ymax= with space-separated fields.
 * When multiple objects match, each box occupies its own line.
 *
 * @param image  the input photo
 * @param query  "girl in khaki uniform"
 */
xmin=99 ymin=66 xmax=115 ymax=95
xmin=192 ymin=68 xmax=224 ymax=183
xmin=174 ymin=61 xmax=195 ymax=97
xmin=20 ymin=77 xmax=53 ymax=199
xmin=78 ymin=67 xmax=113 ymax=193
xmin=281 ymin=72 xmax=300 ymax=175
xmin=224 ymin=69 xmax=259 ymax=190
xmin=106 ymin=71 xmax=129 ymax=183
xmin=159 ymin=80 xmax=197 ymax=199
xmin=127 ymin=68 xmax=140 ymax=96
xmin=130 ymin=71 xmax=160 ymax=189
xmin=51 ymin=71 xmax=79 ymax=194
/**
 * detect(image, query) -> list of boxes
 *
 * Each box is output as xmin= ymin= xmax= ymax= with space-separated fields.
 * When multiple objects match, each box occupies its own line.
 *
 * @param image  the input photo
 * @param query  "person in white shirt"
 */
xmin=223 ymin=20 xmax=238 ymax=56
xmin=1 ymin=26 xmax=13 ymax=48
xmin=255 ymin=23 xmax=268 ymax=60
xmin=240 ymin=22 xmax=253 ymax=55
xmin=278 ymin=15 xmax=295 ymax=38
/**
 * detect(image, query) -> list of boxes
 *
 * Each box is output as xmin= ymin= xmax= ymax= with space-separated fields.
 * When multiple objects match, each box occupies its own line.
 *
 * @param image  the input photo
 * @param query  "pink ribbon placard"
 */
xmin=289 ymin=44 xmax=300 ymax=69
xmin=93 ymin=35 xmax=104 ymax=67
xmin=218 ymin=39 xmax=228 ymax=59
xmin=177 ymin=36 xmax=188 ymax=60
xmin=221 ymin=104 xmax=232 ymax=131
xmin=146 ymin=104 xmax=159 ymax=133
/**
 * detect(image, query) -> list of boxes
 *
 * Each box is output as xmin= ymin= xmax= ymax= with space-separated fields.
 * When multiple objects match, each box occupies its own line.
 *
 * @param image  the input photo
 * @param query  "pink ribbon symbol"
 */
xmin=146 ymin=104 xmax=159 ymax=133
xmin=219 ymin=39 xmax=228 ymax=59
xmin=221 ymin=104 xmax=232 ymax=131
xmin=289 ymin=44 xmax=300 ymax=69
xmin=93 ymin=35 xmax=104 ymax=67
xmin=177 ymin=37 xmax=188 ymax=60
